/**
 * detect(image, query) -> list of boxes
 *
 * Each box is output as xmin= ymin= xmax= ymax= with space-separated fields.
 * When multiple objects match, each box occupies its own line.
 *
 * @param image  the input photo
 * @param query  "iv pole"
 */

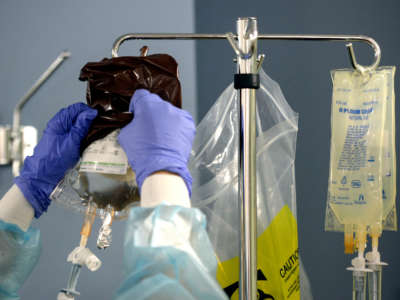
xmin=111 ymin=17 xmax=381 ymax=300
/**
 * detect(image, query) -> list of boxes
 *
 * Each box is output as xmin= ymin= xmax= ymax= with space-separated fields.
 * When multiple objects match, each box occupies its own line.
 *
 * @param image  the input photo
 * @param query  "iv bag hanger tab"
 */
xmin=139 ymin=46 xmax=149 ymax=56
xmin=0 ymin=51 xmax=70 ymax=177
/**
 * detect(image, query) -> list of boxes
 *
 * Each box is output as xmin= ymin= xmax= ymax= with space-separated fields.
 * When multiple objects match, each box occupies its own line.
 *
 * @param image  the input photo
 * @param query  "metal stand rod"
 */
xmin=236 ymin=17 xmax=258 ymax=300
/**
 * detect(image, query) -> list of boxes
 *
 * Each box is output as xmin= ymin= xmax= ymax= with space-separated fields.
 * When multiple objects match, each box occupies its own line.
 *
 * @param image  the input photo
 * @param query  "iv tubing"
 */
xmin=367 ymin=227 xmax=384 ymax=300
xmin=368 ymin=264 xmax=382 ymax=300
xmin=59 ymin=203 xmax=97 ymax=298
xmin=352 ymin=227 xmax=367 ymax=300
xmin=353 ymin=271 xmax=367 ymax=300
xmin=80 ymin=202 xmax=96 ymax=247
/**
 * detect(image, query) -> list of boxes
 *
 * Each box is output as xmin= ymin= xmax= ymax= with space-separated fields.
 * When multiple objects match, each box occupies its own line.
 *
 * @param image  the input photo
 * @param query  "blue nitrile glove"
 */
xmin=118 ymin=89 xmax=195 ymax=195
xmin=15 ymin=103 xmax=97 ymax=218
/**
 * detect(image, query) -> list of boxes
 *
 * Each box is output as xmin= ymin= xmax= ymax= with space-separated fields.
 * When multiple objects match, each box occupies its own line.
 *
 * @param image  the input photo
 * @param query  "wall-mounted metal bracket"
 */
xmin=0 ymin=51 xmax=70 ymax=176
xmin=0 ymin=125 xmax=38 ymax=174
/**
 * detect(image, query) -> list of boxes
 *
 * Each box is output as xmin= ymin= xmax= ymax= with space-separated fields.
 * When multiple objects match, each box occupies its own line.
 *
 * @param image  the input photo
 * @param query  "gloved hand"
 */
xmin=15 ymin=103 xmax=97 ymax=218
xmin=118 ymin=89 xmax=195 ymax=195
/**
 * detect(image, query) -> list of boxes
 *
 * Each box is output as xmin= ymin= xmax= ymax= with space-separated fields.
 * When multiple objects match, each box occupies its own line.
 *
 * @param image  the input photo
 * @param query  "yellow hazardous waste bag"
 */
xmin=217 ymin=206 xmax=299 ymax=299
xmin=190 ymin=69 xmax=313 ymax=300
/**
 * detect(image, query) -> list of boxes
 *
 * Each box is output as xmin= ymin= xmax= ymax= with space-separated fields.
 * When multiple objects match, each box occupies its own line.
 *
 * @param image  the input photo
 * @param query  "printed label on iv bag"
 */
xmin=326 ymin=69 xmax=387 ymax=229
xmin=80 ymin=129 xmax=128 ymax=175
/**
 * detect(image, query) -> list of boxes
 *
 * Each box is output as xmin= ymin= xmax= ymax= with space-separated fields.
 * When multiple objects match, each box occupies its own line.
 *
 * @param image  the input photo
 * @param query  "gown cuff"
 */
xmin=141 ymin=172 xmax=191 ymax=208
xmin=0 ymin=184 xmax=34 ymax=231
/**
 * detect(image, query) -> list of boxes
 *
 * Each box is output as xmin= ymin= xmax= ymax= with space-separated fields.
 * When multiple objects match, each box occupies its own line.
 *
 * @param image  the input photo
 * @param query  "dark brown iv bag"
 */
xmin=79 ymin=54 xmax=182 ymax=151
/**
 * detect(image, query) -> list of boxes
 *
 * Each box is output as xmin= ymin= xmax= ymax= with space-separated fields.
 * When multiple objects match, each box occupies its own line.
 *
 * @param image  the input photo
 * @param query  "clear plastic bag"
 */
xmin=51 ymin=129 xmax=140 ymax=220
xmin=189 ymin=69 xmax=312 ymax=300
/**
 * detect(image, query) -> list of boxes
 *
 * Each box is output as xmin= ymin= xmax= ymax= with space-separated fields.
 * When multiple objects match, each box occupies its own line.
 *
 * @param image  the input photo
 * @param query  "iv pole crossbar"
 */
xmin=112 ymin=22 xmax=381 ymax=300
xmin=112 ymin=33 xmax=381 ymax=72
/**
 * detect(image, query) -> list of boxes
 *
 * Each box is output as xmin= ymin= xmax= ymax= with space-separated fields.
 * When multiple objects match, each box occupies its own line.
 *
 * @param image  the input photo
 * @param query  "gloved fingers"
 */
xmin=130 ymin=90 xmax=194 ymax=127
xmin=129 ymin=89 xmax=151 ymax=113
xmin=70 ymin=108 xmax=98 ymax=141
xmin=46 ymin=103 xmax=95 ymax=134
xmin=130 ymin=89 xmax=178 ymax=116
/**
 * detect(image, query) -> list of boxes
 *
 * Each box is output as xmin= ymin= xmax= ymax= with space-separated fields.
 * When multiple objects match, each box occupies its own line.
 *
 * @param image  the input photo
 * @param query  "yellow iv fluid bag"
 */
xmin=325 ymin=67 xmax=396 ymax=238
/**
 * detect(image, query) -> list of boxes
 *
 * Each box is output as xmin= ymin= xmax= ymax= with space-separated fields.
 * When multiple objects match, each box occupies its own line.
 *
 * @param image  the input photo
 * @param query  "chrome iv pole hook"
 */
xmin=227 ymin=33 xmax=265 ymax=72
xmin=226 ymin=21 xmax=257 ymax=60
xmin=226 ymin=33 xmax=248 ymax=59
xmin=346 ymin=39 xmax=381 ymax=74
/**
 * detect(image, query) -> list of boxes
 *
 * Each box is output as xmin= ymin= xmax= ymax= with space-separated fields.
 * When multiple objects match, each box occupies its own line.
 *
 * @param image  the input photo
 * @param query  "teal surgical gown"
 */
xmin=0 ymin=205 xmax=228 ymax=300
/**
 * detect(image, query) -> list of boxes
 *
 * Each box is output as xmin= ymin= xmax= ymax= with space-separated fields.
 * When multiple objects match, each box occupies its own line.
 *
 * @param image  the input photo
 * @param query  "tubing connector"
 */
xmin=67 ymin=246 xmax=102 ymax=271
xmin=347 ymin=227 xmax=371 ymax=273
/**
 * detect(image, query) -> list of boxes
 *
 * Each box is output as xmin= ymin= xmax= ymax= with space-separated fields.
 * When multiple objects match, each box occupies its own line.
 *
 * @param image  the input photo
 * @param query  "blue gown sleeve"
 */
xmin=114 ymin=205 xmax=228 ymax=300
xmin=0 ymin=221 xmax=41 ymax=300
